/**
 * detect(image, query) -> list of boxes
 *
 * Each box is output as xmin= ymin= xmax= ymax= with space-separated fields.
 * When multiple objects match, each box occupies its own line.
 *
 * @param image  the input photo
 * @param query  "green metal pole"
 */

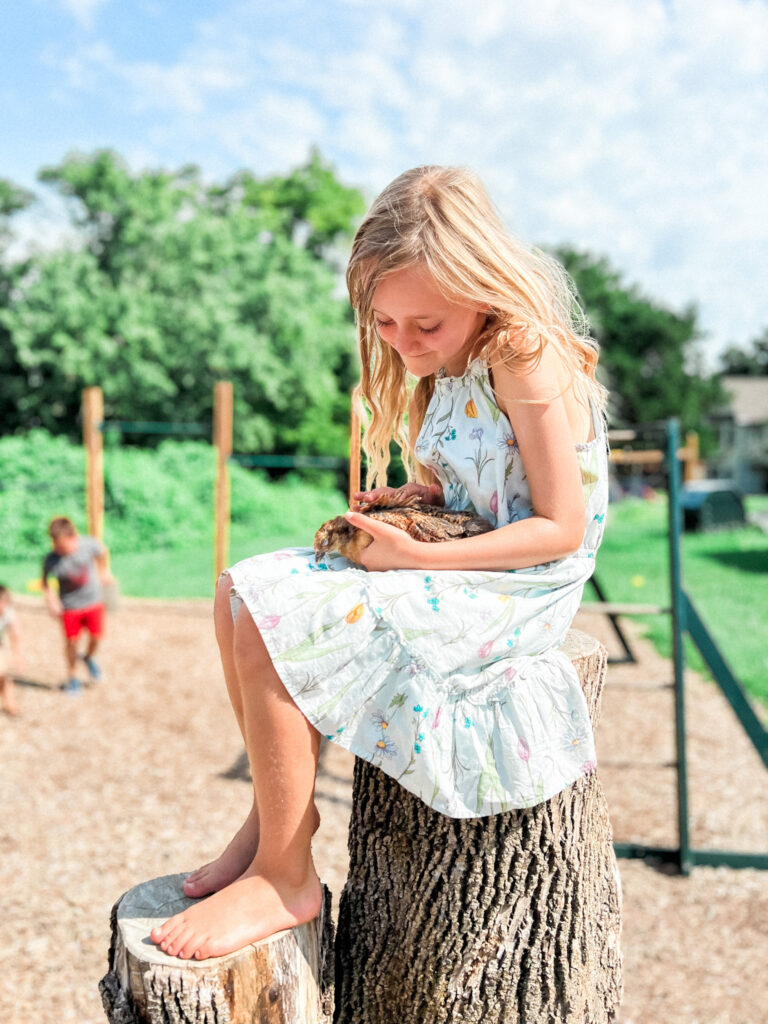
xmin=667 ymin=419 xmax=692 ymax=875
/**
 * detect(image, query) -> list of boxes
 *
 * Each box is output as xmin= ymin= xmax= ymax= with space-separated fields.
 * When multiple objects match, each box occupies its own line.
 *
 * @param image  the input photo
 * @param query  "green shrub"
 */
xmin=0 ymin=430 xmax=345 ymax=558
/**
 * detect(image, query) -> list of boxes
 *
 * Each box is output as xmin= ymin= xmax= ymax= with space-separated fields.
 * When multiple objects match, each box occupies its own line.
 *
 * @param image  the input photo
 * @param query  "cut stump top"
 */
xmin=117 ymin=872 xmax=297 ymax=968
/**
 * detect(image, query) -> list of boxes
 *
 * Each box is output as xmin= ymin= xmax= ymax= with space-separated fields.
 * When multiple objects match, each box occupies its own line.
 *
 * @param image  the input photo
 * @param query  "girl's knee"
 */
xmin=214 ymin=573 xmax=234 ymax=618
xmin=215 ymin=572 xmax=233 ymax=601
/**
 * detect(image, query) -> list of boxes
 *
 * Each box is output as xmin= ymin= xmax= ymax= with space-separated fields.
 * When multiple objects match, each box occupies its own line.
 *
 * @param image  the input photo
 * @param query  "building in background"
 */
xmin=711 ymin=377 xmax=768 ymax=493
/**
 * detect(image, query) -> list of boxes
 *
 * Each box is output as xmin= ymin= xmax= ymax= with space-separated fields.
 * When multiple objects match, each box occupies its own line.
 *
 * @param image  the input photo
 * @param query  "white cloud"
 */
xmin=59 ymin=0 xmax=109 ymax=30
xmin=41 ymin=0 xmax=768 ymax=361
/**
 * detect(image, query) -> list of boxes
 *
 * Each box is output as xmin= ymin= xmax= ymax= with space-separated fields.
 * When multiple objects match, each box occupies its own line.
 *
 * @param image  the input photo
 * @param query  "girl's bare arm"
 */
xmin=347 ymin=346 xmax=589 ymax=572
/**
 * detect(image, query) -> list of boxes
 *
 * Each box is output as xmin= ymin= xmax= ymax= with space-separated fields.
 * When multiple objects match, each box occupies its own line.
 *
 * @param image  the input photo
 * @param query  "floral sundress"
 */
xmin=227 ymin=357 xmax=609 ymax=817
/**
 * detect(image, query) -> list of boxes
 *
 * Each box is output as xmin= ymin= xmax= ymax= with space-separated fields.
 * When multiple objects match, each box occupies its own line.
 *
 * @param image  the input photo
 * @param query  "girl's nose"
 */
xmin=392 ymin=328 xmax=419 ymax=356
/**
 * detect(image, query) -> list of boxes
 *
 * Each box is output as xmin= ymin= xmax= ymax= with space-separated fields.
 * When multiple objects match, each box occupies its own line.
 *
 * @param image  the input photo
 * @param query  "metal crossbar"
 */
xmin=100 ymin=419 xmax=209 ymax=436
xmin=230 ymin=454 xmax=346 ymax=469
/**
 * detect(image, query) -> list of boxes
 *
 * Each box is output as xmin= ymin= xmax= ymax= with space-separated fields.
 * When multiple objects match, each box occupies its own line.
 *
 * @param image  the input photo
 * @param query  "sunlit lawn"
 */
xmin=0 ymin=521 xmax=320 ymax=603
xmin=4 ymin=494 xmax=766 ymax=707
xmin=583 ymin=494 xmax=768 ymax=706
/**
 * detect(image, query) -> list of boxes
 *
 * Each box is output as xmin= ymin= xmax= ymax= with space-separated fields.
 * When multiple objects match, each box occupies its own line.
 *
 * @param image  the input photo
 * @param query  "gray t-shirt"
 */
xmin=43 ymin=536 xmax=105 ymax=610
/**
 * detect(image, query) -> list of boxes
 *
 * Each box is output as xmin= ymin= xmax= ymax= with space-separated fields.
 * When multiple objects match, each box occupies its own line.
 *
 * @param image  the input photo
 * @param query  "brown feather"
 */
xmin=314 ymin=490 xmax=493 ymax=567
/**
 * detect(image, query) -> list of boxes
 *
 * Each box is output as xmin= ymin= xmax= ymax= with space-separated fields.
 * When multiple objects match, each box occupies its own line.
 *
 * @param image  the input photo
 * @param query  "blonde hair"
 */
xmin=346 ymin=165 xmax=607 ymax=487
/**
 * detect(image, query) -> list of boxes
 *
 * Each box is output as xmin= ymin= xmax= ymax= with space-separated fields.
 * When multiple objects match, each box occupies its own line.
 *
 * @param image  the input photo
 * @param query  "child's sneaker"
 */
xmin=80 ymin=654 xmax=102 ymax=683
xmin=61 ymin=677 xmax=82 ymax=695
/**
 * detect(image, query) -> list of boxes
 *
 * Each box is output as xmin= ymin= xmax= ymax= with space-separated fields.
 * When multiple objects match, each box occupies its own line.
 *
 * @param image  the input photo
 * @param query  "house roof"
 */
xmin=721 ymin=376 xmax=768 ymax=426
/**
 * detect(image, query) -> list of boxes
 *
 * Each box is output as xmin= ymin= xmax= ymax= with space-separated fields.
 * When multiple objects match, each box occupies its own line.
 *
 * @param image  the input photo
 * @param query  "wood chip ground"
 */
xmin=1 ymin=597 xmax=766 ymax=1024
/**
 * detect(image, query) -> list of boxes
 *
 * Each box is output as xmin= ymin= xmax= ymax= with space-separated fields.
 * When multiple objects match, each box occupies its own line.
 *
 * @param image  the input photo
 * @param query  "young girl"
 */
xmin=151 ymin=165 xmax=609 ymax=961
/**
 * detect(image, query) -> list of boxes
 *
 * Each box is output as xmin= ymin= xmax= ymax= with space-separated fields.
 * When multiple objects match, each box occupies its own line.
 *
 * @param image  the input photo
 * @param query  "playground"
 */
xmin=2 ymin=595 xmax=766 ymax=1024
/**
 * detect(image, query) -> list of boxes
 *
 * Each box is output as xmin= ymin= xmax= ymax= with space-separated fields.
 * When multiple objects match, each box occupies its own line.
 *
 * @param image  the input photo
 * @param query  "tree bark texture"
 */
xmin=334 ymin=630 xmax=623 ymax=1024
xmin=99 ymin=872 xmax=335 ymax=1024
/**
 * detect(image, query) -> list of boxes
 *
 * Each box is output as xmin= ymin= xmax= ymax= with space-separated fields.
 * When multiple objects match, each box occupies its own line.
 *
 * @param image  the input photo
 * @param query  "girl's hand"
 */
xmin=343 ymin=511 xmax=425 ymax=571
xmin=352 ymin=481 xmax=444 ymax=510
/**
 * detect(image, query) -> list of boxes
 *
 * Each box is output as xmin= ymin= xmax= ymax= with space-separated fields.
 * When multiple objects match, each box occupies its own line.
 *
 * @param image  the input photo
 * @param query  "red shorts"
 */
xmin=62 ymin=603 xmax=105 ymax=640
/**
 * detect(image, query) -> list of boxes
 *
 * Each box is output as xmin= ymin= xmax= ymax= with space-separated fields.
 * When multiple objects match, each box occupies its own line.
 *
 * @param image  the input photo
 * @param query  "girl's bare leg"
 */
xmin=183 ymin=574 xmax=261 ymax=898
xmin=151 ymin=601 xmax=323 ymax=959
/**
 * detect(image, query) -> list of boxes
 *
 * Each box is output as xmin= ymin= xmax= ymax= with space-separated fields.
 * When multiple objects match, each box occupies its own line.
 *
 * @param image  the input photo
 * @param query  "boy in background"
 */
xmin=0 ymin=585 xmax=24 ymax=715
xmin=42 ymin=517 xmax=113 ymax=694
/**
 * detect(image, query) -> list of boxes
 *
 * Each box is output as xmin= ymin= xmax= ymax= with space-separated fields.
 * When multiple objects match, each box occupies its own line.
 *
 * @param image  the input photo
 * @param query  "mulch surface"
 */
xmin=2 ymin=597 xmax=766 ymax=1023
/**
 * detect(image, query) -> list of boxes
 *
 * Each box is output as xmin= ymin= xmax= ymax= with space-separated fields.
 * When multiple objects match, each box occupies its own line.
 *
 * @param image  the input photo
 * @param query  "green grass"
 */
xmin=4 ymin=473 xmax=765 ymax=710
xmin=584 ymin=494 xmax=768 ymax=706
xmin=111 ymin=521 xmax=324 ymax=599
xmin=0 ymin=520 xmax=331 ymax=601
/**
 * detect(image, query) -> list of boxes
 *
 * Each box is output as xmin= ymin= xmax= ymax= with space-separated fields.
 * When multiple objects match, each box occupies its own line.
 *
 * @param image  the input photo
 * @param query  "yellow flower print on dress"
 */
xmin=465 ymin=398 xmax=478 ymax=418
xmin=345 ymin=603 xmax=364 ymax=624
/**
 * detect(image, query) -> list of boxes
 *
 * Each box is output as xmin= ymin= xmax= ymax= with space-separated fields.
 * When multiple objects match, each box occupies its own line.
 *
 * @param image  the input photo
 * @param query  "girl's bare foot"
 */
xmin=183 ymin=804 xmax=260 ymax=898
xmin=182 ymin=803 xmax=321 ymax=898
xmin=151 ymin=860 xmax=323 ymax=961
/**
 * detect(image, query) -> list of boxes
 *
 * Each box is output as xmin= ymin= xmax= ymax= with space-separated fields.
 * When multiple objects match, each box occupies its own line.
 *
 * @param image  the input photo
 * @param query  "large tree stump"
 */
xmin=334 ymin=630 xmax=623 ymax=1024
xmin=99 ymin=872 xmax=334 ymax=1024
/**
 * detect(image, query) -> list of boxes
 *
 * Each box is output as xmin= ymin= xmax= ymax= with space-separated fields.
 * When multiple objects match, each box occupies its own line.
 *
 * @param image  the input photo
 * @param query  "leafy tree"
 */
xmin=557 ymin=248 xmax=724 ymax=443
xmin=720 ymin=328 xmax=768 ymax=376
xmin=0 ymin=150 xmax=362 ymax=453
xmin=0 ymin=179 xmax=34 ymax=219
xmin=0 ymin=178 xmax=35 ymax=428
xmin=223 ymin=146 xmax=366 ymax=259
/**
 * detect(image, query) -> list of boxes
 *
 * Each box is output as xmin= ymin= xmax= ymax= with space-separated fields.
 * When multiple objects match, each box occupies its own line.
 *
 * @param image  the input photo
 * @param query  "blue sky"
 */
xmin=3 ymin=0 xmax=768 ymax=366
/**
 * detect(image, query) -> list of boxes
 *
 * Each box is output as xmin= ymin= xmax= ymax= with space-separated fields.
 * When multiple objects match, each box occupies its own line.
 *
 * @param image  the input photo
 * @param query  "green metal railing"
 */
xmin=610 ymin=420 xmax=768 ymax=874
xmin=101 ymin=419 xmax=209 ymax=436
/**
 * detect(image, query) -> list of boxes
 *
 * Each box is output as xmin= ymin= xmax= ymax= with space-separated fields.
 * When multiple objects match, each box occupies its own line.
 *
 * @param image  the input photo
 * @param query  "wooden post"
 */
xmin=335 ymin=631 xmax=623 ymax=1024
xmin=99 ymin=873 xmax=335 ymax=1023
xmin=82 ymin=386 xmax=104 ymax=540
xmin=213 ymin=381 xmax=233 ymax=582
xmin=683 ymin=430 xmax=701 ymax=482
xmin=348 ymin=385 xmax=362 ymax=506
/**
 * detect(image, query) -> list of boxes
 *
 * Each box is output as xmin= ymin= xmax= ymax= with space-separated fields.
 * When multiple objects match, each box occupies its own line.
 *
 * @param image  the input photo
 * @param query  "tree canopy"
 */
xmin=719 ymin=328 xmax=768 ymax=376
xmin=0 ymin=154 xmax=740 ymax=458
xmin=557 ymin=248 xmax=724 ymax=441
xmin=0 ymin=149 xmax=363 ymax=454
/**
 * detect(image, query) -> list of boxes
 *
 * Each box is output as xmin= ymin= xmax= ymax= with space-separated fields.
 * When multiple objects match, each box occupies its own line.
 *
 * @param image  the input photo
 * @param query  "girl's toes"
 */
xmin=156 ymin=917 xmax=185 ymax=950
xmin=178 ymin=934 xmax=206 ymax=959
xmin=168 ymin=928 xmax=194 ymax=958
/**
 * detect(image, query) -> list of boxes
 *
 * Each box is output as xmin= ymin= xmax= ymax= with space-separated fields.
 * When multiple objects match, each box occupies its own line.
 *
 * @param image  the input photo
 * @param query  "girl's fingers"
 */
xmin=344 ymin=510 xmax=369 ymax=528
xmin=344 ymin=511 xmax=394 ymax=536
xmin=353 ymin=488 xmax=392 ymax=502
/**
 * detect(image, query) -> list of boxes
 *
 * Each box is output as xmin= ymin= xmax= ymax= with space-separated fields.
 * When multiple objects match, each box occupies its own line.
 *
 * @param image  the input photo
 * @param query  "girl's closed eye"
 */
xmin=375 ymin=319 xmax=442 ymax=335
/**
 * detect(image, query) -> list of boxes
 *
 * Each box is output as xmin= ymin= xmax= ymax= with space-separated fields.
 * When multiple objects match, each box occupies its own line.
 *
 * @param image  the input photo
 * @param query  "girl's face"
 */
xmin=372 ymin=265 xmax=486 ymax=378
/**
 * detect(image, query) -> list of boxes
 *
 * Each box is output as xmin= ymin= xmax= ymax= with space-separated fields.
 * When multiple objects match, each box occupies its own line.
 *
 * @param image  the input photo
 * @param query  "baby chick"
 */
xmin=314 ymin=491 xmax=493 ymax=566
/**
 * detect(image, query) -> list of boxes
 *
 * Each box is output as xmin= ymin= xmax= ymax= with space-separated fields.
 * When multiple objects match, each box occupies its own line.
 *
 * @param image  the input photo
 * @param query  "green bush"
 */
xmin=0 ymin=430 xmax=345 ymax=559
